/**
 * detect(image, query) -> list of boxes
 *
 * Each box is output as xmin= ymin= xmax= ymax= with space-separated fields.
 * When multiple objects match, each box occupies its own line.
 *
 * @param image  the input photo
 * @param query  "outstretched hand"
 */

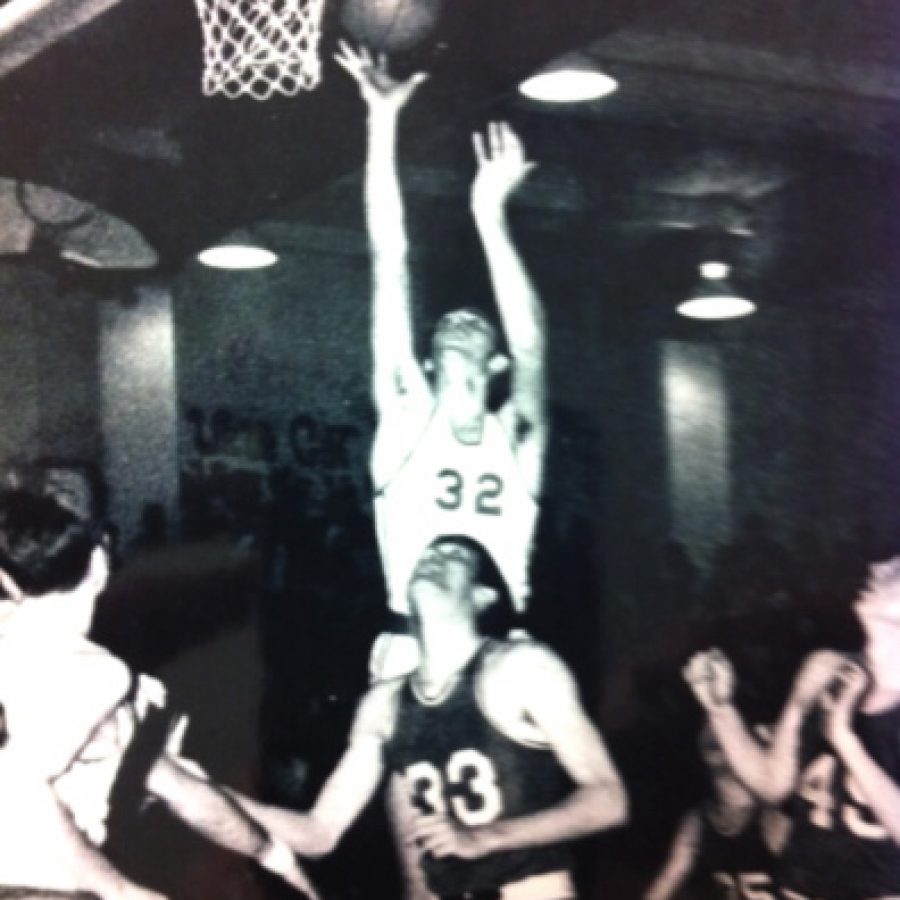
xmin=470 ymin=121 xmax=535 ymax=215
xmin=683 ymin=648 xmax=734 ymax=711
xmin=334 ymin=40 xmax=428 ymax=113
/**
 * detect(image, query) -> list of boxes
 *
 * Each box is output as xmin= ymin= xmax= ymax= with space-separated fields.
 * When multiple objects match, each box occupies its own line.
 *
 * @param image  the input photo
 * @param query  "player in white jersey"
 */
xmin=0 ymin=489 xmax=317 ymax=900
xmin=333 ymin=44 xmax=546 ymax=674
xmin=232 ymin=535 xmax=628 ymax=900
xmin=683 ymin=554 xmax=900 ymax=900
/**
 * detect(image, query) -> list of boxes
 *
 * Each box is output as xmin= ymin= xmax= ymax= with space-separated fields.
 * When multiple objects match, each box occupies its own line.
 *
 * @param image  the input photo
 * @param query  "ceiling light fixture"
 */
xmin=519 ymin=53 xmax=618 ymax=104
xmin=677 ymin=261 xmax=755 ymax=320
xmin=196 ymin=238 xmax=278 ymax=270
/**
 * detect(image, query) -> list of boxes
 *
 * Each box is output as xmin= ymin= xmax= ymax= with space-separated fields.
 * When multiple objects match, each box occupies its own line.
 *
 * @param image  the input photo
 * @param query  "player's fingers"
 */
xmin=377 ymin=51 xmax=388 ymax=72
xmin=287 ymin=867 xmax=321 ymax=900
xmin=472 ymin=131 xmax=487 ymax=165
xmin=420 ymin=830 xmax=455 ymax=856
xmin=499 ymin=121 xmax=520 ymax=151
xmin=489 ymin=120 xmax=503 ymax=157
xmin=359 ymin=44 xmax=374 ymax=66
xmin=409 ymin=815 xmax=444 ymax=839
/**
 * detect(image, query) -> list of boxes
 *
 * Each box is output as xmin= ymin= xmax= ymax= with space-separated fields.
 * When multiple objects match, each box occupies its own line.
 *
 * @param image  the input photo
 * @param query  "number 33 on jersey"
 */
xmin=407 ymin=749 xmax=503 ymax=826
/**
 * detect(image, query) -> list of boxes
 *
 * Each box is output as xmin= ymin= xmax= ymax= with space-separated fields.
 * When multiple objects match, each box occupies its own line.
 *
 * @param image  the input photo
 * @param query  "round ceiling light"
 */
xmin=196 ymin=243 xmax=278 ymax=269
xmin=677 ymin=294 xmax=757 ymax=320
xmin=677 ymin=261 xmax=755 ymax=320
xmin=519 ymin=65 xmax=617 ymax=104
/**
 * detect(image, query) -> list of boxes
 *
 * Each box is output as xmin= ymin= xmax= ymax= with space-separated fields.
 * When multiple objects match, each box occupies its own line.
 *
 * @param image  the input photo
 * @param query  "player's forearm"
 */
xmin=146 ymin=756 xmax=270 ymax=859
xmin=473 ymin=208 xmax=544 ymax=358
xmin=706 ymin=703 xmax=799 ymax=804
xmin=644 ymin=813 xmax=701 ymax=900
xmin=366 ymin=111 xmax=409 ymax=261
xmin=366 ymin=110 xmax=417 ymax=381
xmin=834 ymin=731 xmax=900 ymax=844
xmin=227 ymin=789 xmax=339 ymax=857
xmin=477 ymin=781 xmax=626 ymax=855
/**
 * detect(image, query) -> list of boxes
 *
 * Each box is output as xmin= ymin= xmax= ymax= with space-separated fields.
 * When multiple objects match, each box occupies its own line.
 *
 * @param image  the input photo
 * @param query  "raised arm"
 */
xmin=684 ymin=648 xmax=845 ymax=805
xmin=335 ymin=42 xmax=430 ymax=429
xmin=471 ymin=122 xmax=546 ymax=487
xmin=413 ymin=645 xmax=627 ymax=859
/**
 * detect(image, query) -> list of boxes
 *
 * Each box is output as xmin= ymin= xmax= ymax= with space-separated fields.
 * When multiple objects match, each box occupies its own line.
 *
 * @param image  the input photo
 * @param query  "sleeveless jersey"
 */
xmin=374 ymin=411 xmax=538 ymax=614
xmin=383 ymin=642 xmax=571 ymax=897
xmin=698 ymin=811 xmax=778 ymax=900
xmin=778 ymin=697 xmax=900 ymax=900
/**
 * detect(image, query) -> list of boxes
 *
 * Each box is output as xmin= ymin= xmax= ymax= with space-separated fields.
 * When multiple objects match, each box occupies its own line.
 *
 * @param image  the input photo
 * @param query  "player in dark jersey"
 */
xmin=238 ymin=535 xmax=628 ymax=899
xmin=645 ymin=726 xmax=787 ymax=900
xmin=683 ymin=554 xmax=900 ymax=900
xmin=0 ymin=489 xmax=317 ymax=900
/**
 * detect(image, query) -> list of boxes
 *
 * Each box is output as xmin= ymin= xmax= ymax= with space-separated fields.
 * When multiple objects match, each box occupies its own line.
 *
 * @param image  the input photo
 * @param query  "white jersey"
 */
xmin=0 ymin=626 xmax=182 ymax=846
xmin=374 ymin=410 xmax=538 ymax=614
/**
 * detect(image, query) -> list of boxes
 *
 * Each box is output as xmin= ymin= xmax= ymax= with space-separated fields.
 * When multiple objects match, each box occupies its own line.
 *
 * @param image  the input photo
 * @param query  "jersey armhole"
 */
xmin=372 ymin=403 xmax=438 ymax=494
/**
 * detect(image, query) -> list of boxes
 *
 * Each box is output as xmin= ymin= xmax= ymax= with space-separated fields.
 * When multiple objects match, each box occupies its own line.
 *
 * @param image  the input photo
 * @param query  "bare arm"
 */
xmin=335 ymin=42 xmax=430 ymax=435
xmin=684 ymin=649 xmax=845 ymax=805
xmin=413 ymin=645 xmax=627 ymax=858
xmin=229 ymin=683 xmax=395 ymax=857
xmin=826 ymin=661 xmax=900 ymax=845
xmin=644 ymin=811 xmax=703 ymax=900
xmin=145 ymin=755 xmax=319 ymax=897
xmin=471 ymin=122 xmax=546 ymax=489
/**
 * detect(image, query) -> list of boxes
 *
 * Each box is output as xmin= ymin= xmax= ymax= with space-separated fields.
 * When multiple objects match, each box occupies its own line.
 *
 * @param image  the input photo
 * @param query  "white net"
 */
xmin=194 ymin=0 xmax=326 ymax=100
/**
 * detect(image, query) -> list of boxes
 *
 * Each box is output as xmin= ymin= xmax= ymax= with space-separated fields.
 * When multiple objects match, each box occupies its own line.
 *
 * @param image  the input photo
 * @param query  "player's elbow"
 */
xmin=604 ymin=780 xmax=629 ymax=830
xmin=298 ymin=816 xmax=342 ymax=857
xmin=755 ymin=773 xmax=792 ymax=808
xmin=583 ymin=779 xmax=628 ymax=833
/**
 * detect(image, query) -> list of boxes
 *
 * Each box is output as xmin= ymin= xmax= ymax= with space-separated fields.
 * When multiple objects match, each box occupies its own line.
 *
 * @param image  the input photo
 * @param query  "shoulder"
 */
xmin=69 ymin=643 xmax=135 ymax=702
xmin=350 ymin=678 xmax=405 ymax=745
xmin=479 ymin=639 xmax=580 ymax=723
xmin=481 ymin=639 xmax=575 ymax=691
xmin=19 ymin=640 xmax=133 ymax=708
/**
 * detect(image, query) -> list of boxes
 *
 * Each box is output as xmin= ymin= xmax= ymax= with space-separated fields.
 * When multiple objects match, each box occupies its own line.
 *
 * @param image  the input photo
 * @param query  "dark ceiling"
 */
xmin=1 ymin=0 xmax=899 ymax=302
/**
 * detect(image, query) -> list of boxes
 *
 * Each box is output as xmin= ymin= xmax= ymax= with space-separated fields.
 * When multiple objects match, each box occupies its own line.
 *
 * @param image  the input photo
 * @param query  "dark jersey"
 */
xmin=384 ymin=642 xmax=572 ymax=896
xmin=697 ymin=811 xmax=778 ymax=900
xmin=779 ymin=698 xmax=900 ymax=900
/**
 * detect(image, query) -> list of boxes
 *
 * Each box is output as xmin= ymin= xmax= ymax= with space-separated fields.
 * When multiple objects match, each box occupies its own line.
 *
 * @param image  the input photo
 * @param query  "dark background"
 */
xmin=1 ymin=0 xmax=898 ymax=896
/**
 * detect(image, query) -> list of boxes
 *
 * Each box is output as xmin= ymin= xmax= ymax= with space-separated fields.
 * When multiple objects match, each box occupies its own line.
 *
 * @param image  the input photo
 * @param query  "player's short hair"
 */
xmin=0 ymin=489 xmax=99 ymax=597
xmin=431 ymin=308 xmax=498 ymax=360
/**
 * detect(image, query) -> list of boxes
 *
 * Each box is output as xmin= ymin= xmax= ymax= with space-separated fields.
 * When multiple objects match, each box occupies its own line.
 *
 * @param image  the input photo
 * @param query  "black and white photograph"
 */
xmin=1 ymin=2 xmax=900 ymax=899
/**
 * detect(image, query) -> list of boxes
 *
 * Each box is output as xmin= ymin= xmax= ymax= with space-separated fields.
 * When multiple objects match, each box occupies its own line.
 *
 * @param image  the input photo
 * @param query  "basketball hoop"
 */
xmin=193 ymin=0 xmax=326 ymax=100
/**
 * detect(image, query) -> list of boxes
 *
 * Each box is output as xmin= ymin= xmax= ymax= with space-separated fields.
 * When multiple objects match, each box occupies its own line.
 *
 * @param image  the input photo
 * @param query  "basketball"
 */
xmin=340 ymin=0 xmax=443 ymax=54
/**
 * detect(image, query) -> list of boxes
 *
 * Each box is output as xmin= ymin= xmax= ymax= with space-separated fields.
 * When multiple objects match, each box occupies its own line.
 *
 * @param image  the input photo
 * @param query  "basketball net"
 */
xmin=193 ymin=0 xmax=326 ymax=100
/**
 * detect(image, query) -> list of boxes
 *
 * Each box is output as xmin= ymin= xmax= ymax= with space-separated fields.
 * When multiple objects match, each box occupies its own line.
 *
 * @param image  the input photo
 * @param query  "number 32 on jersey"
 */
xmin=406 ymin=749 xmax=503 ymax=826
xmin=436 ymin=470 xmax=503 ymax=516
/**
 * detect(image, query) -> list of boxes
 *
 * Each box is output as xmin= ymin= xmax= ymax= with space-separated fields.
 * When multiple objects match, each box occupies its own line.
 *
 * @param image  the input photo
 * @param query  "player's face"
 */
xmin=408 ymin=540 xmax=478 ymax=615
xmin=858 ymin=607 xmax=900 ymax=690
